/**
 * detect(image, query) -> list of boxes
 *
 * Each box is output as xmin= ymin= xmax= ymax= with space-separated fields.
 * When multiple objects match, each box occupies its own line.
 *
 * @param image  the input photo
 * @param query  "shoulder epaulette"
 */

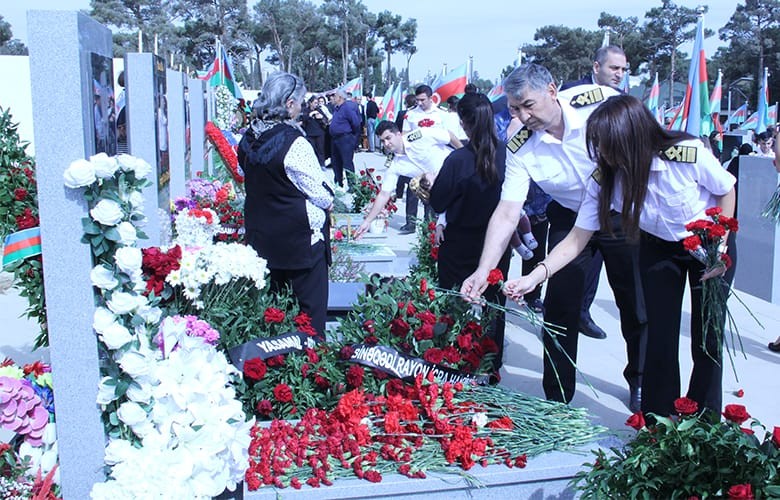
xmin=406 ymin=129 xmax=423 ymax=142
xmin=590 ymin=167 xmax=602 ymax=185
xmin=506 ymin=127 xmax=533 ymax=154
xmin=662 ymin=145 xmax=698 ymax=163
xmin=569 ymin=87 xmax=605 ymax=108
xmin=384 ymin=153 xmax=394 ymax=168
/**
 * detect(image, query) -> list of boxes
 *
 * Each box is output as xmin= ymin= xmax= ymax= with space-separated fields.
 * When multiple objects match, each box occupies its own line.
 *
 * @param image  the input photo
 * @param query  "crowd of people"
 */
xmin=238 ymin=43 xmax=778 ymax=421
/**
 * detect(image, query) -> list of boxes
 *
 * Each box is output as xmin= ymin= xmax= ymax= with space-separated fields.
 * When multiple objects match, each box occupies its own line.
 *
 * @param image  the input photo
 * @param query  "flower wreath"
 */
xmin=205 ymin=121 xmax=243 ymax=183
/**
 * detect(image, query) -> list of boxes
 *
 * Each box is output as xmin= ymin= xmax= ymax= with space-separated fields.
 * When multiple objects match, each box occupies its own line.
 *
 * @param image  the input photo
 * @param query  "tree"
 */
xmin=0 ymin=14 xmax=27 ymax=55
xmin=251 ymin=0 xmax=318 ymax=74
xmin=375 ymin=10 xmax=417 ymax=87
xmin=522 ymin=25 xmax=601 ymax=84
xmin=718 ymin=0 xmax=780 ymax=107
xmin=643 ymin=1 xmax=709 ymax=105
xmin=597 ymin=13 xmax=652 ymax=74
xmin=89 ymin=0 xmax=173 ymax=59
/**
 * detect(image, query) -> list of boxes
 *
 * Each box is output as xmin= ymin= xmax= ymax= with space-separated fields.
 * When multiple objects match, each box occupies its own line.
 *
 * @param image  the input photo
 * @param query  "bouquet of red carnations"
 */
xmin=682 ymin=207 xmax=740 ymax=359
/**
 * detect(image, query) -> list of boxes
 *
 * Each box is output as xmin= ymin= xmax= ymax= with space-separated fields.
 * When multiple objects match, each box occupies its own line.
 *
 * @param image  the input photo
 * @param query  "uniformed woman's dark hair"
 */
xmin=457 ymin=92 xmax=498 ymax=184
xmin=586 ymin=94 xmax=692 ymax=238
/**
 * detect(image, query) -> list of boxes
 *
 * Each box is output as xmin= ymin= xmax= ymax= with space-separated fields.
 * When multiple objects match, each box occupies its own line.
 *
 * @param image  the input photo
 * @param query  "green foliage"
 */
xmin=409 ymin=220 xmax=438 ymax=284
xmin=573 ymin=411 xmax=780 ymax=498
xmin=0 ymin=107 xmax=47 ymax=348
xmin=523 ymin=25 xmax=602 ymax=83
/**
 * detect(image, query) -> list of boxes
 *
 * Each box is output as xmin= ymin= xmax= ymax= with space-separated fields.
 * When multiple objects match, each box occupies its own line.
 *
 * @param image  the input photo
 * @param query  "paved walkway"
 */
xmin=2 ymin=150 xmax=779 ymax=439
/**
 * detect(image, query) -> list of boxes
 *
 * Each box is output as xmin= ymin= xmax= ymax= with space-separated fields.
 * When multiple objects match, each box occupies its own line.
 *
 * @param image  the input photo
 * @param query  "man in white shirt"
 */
xmin=461 ymin=63 xmax=647 ymax=412
xmin=354 ymin=121 xmax=458 ymax=238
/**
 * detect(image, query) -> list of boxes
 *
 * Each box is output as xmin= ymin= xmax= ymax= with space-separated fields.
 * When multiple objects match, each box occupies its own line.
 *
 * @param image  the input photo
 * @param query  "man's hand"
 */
xmin=354 ymin=220 xmax=370 ymax=239
xmin=460 ymin=268 xmax=489 ymax=303
xmin=503 ymin=277 xmax=540 ymax=302
xmin=434 ymin=224 xmax=445 ymax=246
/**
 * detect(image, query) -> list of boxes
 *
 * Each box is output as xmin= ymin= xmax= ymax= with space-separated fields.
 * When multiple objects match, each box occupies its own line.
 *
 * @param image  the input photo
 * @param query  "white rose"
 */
xmin=90 ymin=265 xmax=118 ymax=290
xmin=115 ymin=247 xmax=142 ymax=279
xmin=96 ymin=377 xmax=118 ymax=405
xmin=128 ymin=191 xmax=145 ymax=213
xmin=116 ymin=154 xmax=153 ymax=179
xmin=116 ymin=221 xmax=138 ymax=246
xmin=63 ymin=158 xmax=96 ymax=188
xmin=100 ymin=322 xmax=133 ymax=350
xmin=90 ymin=199 xmax=124 ymax=226
xmin=126 ymin=380 xmax=153 ymax=404
xmin=137 ymin=304 xmax=162 ymax=325
xmin=107 ymin=291 xmax=141 ymax=315
xmin=90 ymin=152 xmax=119 ymax=179
xmin=117 ymin=351 xmax=151 ymax=377
xmin=93 ymin=307 xmax=117 ymax=334
xmin=117 ymin=400 xmax=147 ymax=426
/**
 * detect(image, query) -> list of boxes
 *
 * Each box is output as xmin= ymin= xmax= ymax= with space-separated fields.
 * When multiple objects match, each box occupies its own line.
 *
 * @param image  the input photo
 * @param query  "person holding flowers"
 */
xmin=428 ymin=92 xmax=511 ymax=371
xmin=503 ymin=94 xmax=736 ymax=419
xmin=239 ymin=72 xmax=334 ymax=338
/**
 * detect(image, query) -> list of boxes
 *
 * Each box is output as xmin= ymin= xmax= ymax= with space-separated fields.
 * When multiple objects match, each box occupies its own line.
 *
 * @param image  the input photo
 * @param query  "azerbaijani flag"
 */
xmin=756 ymin=67 xmax=770 ymax=134
xmin=341 ymin=76 xmax=363 ymax=97
xmin=487 ymin=83 xmax=504 ymax=102
xmin=378 ymin=83 xmax=394 ymax=121
xmin=741 ymin=104 xmax=777 ymax=131
xmin=200 ymin=43 xmax=243 ymax=100
xmin=646 ymin=73 xmax=661 ymax=124
xmin=393 ymin=83 xmax=404 ymax=122
xmin=432 ymin=63 xmax=467 ymax=106
xmin=2 ymin=227 xmax=42 ymax=268
xmin=676 ymin=15 xmax=711 ymax=136
xmin=726 ymin=103 xmax=748 ymax=128
xmin=710 ymin=70 xmax=723 ymax=137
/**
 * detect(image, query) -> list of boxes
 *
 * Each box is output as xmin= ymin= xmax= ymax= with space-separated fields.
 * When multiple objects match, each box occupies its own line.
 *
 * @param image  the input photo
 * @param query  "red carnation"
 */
xmin=772 ymin=426 xmax=780 ymax=447
xmin=625 ymin=412 xmax=646 ymax=430
xmin=266 ymin=355 xmax=286 ymax=367
xmin=721 ymin=253 xmax=733 ymax=269
xmin=413 ymin=323 xmax=434 ymax=341
xmin=419 ymin=278 xmax=428 ymax=294
xmin=705 ymin=206 xmax=722 ymax=217
xmin=727 ymin=484 xmax=754 ymax=499
xmin=256 ymin=399 xmax=273 ymax=416
xmin=363 ymin=470 xmax=382 ymax=483
xmin=423 ymin=348 xmax=444 ymax=364
xmin=723 ymin=404 xmax=751 ymax=424
xmin=682 ymin=235 xmax=701 ymax=251
xmin=315 ymin=375 xmax=331 ymax=389
xmin=243 ymin=358 xmax=267 ymax=381
xmin=430 ymin=246 xmax=439 ymax=260
xmin=673 ymin=397 xmax=699 ymax=416
xmin=487 ymin=268 xmax=504 ymax=286
xmin=708 ymin=224 xmax=726 ymax=238
xmin=13 ymin=188 xmax=28 ymax=201
xmin=456 ymin=333 xmax=473 ymax=351
xmin=346 ymin=365 xmax=365 ymax=388
xmin=264 ymin=307 xmax=285 ymax=323
xmin=390 ymin=317 xmax=411 ymax=337
xmin=339 ymin=345 xmax=356 ymax=360
xmin=415 ymin=311 xmax=437 ymax=324
xmin=273 ymin=383 xmax=293 ymax=403
xmin=294 ymin=311 xmax=312 ymax=327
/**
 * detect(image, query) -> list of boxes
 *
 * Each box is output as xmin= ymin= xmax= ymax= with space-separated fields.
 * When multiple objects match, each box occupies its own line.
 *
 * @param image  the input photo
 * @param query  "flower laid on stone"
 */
xmin=245 ymin=373 xmax=604 ymax=490
xmin=173 ymin=177 xmax=245 ymax=243
xmin=573 ymin=397 xmax=780 ymax=498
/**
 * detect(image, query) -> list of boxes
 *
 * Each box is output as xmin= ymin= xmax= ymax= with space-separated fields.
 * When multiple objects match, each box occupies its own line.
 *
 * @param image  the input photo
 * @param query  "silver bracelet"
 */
xmin=535 ymin=262 xmax=551 ymax=282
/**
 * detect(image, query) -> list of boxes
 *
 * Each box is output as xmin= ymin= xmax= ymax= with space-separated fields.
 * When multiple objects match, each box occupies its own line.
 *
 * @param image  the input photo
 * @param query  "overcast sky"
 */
xmin=5 ymin=0 xmax=735 ymax=82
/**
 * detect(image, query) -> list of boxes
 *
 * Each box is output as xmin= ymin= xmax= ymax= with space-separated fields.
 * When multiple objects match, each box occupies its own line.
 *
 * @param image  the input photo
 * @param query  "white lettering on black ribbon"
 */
xmin=349 ymin=343 xmax=490 ymax=386
xmin=228 ymin=331 xmax=311 ymax=371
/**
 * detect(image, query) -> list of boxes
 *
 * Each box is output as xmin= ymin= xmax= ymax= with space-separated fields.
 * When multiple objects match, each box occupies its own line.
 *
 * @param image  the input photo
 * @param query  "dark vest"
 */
xmin=239 ymin=123 xmax=327 ymax=270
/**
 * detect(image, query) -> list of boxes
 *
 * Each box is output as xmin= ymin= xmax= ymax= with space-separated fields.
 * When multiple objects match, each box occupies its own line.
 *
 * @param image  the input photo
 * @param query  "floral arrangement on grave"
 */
xmin=62 ymin=153 xmax=253 ymax=498
xmin=328 ymin=230 xmax=366 ymax=282
xmin=0 ymin=358 xmax=59 ymax=498
xmin=213 ymin=85 xmax=237 ymax=131
xmin=348 ymin=168 xmax=397 ymax=218
xmin=245 ymin=373 xmax=606 ymax=489
xmin=173 ymin=177 xmax=245 ymax=243
xmin=573 ymin=397 xmax=780 ymax=498
xmin=409 ymin=220 xmax=439 ymax=283
xmin=682 ymin=207 xmax=744 ymax=358
xmin=205 ymin=121 xmax=243 ymax=184
xmin=0 ymin=107 xmax=48 ymax=349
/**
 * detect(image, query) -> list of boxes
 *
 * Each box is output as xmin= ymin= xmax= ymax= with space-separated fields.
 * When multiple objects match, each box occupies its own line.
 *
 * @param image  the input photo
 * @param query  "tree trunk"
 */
xmin=669 ymin=48 xmax=676 ymax=106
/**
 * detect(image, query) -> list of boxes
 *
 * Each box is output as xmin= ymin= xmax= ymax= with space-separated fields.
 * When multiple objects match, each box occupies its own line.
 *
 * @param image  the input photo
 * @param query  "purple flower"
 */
xmin=0 ymin=376 xmax=49 ymax=446
xmin=187 ymin=178 xmax=222 ymax=200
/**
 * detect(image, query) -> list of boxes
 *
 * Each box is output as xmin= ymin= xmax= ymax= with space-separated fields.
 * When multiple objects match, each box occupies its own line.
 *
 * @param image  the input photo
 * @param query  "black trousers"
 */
xmin=268 ymin=241 xmax=329 ymax=341
xmin=640 ymin=231 xmax=736 ymax=417
xmin=307 ymin=135 xmax=326 ymax=166
xmin=581 ymin=250 xmax=603 ymax=320
xmin=542 ymin=201 xmax=647 ymax=403
xmin=331 ymin=134 xmax=356 ymax=187
xmin=520 ymin=216 xmax=549 ymax=303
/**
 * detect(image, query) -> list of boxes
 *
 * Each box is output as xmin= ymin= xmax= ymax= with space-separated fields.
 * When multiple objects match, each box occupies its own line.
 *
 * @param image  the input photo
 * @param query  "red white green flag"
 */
xmin=2 ymin=227 xmax=42 ymax=268
xmin=432 ymin=63 xmax=467 ymax=106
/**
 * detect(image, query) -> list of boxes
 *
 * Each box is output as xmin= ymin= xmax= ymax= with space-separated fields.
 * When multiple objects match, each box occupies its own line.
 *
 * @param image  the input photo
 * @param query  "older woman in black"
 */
xmin=429 ymin=93 xmax=511 ymax=372
xmin=239 ymin=72 xmax=334 ymax=338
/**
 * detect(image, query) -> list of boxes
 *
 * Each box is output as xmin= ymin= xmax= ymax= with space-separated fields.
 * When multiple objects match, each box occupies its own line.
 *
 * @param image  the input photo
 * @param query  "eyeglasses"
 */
xmin=284 ymin=74 xmax=298 ymax=104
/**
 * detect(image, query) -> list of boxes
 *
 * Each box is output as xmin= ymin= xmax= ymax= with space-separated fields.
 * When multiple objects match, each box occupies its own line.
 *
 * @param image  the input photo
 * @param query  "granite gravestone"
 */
xmin=188 ymin=77 xmax=207 ymax=179
xmin=27 ymin=10 xmax=110 ymax=498
xmin=166 ymin=68 xmax=187 ymax=199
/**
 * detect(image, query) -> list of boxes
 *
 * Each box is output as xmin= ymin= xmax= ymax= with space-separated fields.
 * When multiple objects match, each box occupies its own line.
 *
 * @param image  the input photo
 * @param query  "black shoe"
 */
xmin=769 ymin=340 xmax=780 ymax=352
xmin=629 ymin=386 xmax=642 ymax=413
xmin=527 ymin=298 xmax=544 ymax=314
xmin=398 ymin=223 xmax=416 ymax=235
xmin=579 ymin=317 xmax=607 ymax=339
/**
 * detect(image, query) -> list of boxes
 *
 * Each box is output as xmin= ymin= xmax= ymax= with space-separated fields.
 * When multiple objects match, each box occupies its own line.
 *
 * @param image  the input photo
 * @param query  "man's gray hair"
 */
xmin=503 ymin=63 xmax=554 ymax=99
xmin=334 ymin=88 xmax=349 ymax=100
xmin=252 ymin=71 xmax=306 ymax=120
xmin=594 ymin=45 xmax=626 ymax=65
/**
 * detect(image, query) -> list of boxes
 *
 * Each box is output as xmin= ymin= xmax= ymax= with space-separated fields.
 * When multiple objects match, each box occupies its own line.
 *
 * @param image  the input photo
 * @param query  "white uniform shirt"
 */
xmin=501 ymin=84 xmax=619 ymax=211
xmin=402 ymin=105 xmax=447 ymax=132
xmin=381 ymin=128 xmax=452 ymax=193
xmin=575 ymin=139 xmax=736 ymax=241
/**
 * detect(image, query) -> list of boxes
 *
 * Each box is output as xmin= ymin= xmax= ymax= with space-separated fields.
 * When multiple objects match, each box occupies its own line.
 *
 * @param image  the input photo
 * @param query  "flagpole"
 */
xmin=138 ymin=30 xmax=143 ymax=53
